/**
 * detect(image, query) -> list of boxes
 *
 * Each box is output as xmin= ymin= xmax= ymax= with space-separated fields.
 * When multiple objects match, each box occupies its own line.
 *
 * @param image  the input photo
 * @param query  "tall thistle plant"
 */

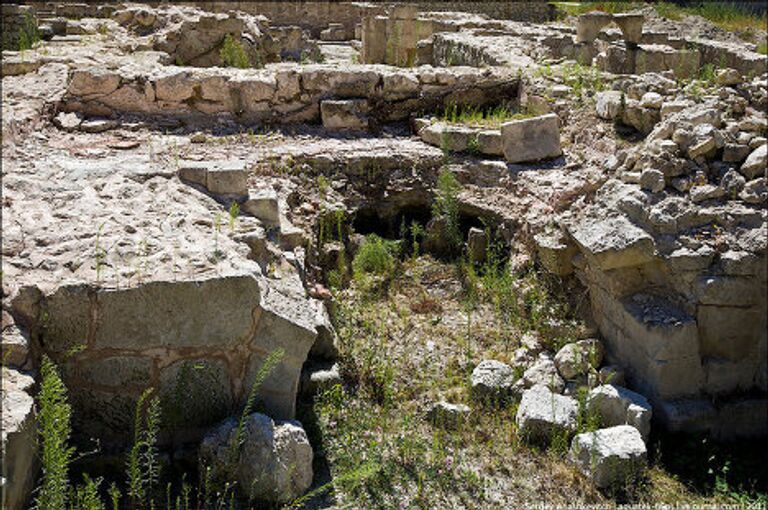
xmin=36 ymin=355 xmax=76 ymax=510
xmin=127 ymin=388 xmax=162 ymax=509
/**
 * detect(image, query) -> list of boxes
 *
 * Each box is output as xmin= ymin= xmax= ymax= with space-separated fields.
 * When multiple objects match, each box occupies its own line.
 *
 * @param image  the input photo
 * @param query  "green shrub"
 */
xmin=36 ymin=355 xmax=75 ymax=510
xmin=18 ymin=12 xmax=39 ymax=51
xmin=432 ymin=169 xmax=462 ymax=255
xmin=219 ymin=34 xmax=250 ymax=68
xmin=352 ymin=234 xmax=398 ymax=277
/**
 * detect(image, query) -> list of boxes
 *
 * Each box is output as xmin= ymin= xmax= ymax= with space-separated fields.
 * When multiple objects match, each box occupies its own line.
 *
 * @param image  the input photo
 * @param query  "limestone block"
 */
xmin=534 ymin=230 xmax=577 ymax=276
xmin=698 ymin=305 xmax=763 ymax=361
xmin=617 ymin=294 xmax=704 ymax=399
xmin=740 ymin=177 xmax=767 ymax=204
xmin=523 ymin=356 xmax=566 ymax=394
xmin=199 ymin=414 xmax=313 ymax=504
xmin=471 ymin=359 xmax=514 ymax=404
xmin=382 ymin=71 xmax=420 ymax=98
xmin=655 ymin=398 xmax=716 ymax=433
xmin=178 ymin=161 xmax=208 ymax=187
xmin=1 ymin=325 xmax=29 ymax=368
xmin=69 ymin=69 xmax=121 ymax=96
xmin=466 ymin=227 xmax=487 ymax=264
xmin=154 ymin=72 xmax=196 ymax=102
xmin=476 ymin=129 xmax=503 ymax=156
xmin=740 ymin=144 xmax=767 ymax=180
xmin=595 ymin=90 xmax=623 ymax=120
xmin=696 ymin=276 xmax=759 ymax=306
xmin=234 ymin=76 xmax=277 ymax=106
xmin=554 ymin=339 xmax=604 ymax=380
xmin=587 ymin=384 xmax=652 ymax=440
xmin=569 ymin=426 xmax=647 ymax=488
xmin=570 ymin=214 xmax=655 ymax=270
xmin=206 ymin=161 xmax=248 ymax=197
xmin=576 ymin=12 xmax=612 ymax=43
xmin=613 ymin=13 xmax=644 ymax=45
xmin=419 ymin=123 xmax=473 ymax=152
xmin=320 ymin=99 xmax=370 ymax=131
xmin=501 ymin=113 xmax=562 ymax=163
xmin=516 ymin=385 xmax=578 ymax=444
xmin=91 ymin=274 xmax=262 ymax=350
xmin=67 ymin=355 xmax=153 ymax=388
xmin=242 ymin=188 xmax=279 ymax=227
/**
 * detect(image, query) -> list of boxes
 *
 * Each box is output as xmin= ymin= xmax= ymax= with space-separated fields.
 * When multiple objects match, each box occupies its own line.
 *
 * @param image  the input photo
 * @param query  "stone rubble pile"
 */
xmin=463 ymin=333 xmax=656 ymax=488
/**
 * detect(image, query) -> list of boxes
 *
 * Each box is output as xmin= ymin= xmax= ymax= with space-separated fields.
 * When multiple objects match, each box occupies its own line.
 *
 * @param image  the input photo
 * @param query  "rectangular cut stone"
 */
xmin=570 ymin=214 xmax=655 ymax=270
xmin=320 ymin=99 xmax=370 ymax=131
xmin=501 ymin=113 xmax=562 ymax=163
xmin=206 ymin=161 xmax=248 ymax=197
xmin=243 ymin=188 xmax=280 ymax=227
xmin=698 ymin=305 xmax=764 ymax=361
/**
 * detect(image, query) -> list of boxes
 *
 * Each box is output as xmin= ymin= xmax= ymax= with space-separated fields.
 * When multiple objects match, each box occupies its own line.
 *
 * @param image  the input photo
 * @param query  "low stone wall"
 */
xmin=30 ymin=271 xmax=319 ymax=447
xmin=61 ymin=63 xmax=520 ymax=125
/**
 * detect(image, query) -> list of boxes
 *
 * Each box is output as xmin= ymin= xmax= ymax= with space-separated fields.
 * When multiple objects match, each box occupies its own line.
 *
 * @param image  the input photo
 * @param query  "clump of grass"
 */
xmin=17 ymin=12 xmax=40 ymax=51
xmin=442 ymin=104 xmax=532 ymax=128
xmin=561 ymin=62 xmax=605 ymax=98
xmin=228 ymin=201 xmax=239 ymax=232
xmin=220 ymin=33 xmax=251 ymax=68
xmin=352 ymin=234 xmax=398 ymax=278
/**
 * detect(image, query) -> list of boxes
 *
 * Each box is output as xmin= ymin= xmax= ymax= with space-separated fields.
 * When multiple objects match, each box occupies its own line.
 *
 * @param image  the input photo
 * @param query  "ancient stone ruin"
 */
xmin=2 ymin=1 xmax=766 ymax=508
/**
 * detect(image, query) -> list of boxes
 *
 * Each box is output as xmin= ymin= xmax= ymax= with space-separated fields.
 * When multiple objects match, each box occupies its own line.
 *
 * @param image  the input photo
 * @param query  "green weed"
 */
xmin=219 ymin=34 xmax=250 ymax=68
xmin=36 ymin=355 xmax=76 ymax=510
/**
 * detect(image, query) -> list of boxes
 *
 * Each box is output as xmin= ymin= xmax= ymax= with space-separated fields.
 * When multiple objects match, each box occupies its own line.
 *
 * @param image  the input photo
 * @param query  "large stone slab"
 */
xmin=570 ymin=214 xmax=655 ymax=270
xmin=501 ymin=113 xmax=562 ymax=163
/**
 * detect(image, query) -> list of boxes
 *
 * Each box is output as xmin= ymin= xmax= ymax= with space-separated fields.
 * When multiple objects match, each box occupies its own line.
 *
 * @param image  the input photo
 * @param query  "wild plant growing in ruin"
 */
xmin=220 ymin=34 xmax=251 ymax=69
xmin=127 ymin=388 xmax=162 ymax=509
xmin=36 ymin=355 xmax=75 ymax=510
xmin=233 ymin=348 xmax=286 ymax=456
xmin=228 ymin=201 xmax=239 ymax=232
xmin=432 ymin=169 xmax=462 ymax=255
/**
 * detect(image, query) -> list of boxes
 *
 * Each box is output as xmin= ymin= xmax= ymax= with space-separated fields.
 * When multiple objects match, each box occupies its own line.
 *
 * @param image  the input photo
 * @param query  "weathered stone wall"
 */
xmin=567 ymin=179 xmax=768 ymax=438
xmin=26 ymin=271 xmax=319 ymax=447
xmin=61 ymin=64 xmax=520 ymax=125
xmin=181 ymin=2 xmax=385 ymax=39
xmin=420 ymin=2 xmax=554 ymax=22
xmin=179 ymin=2 xmax=553 ymax=39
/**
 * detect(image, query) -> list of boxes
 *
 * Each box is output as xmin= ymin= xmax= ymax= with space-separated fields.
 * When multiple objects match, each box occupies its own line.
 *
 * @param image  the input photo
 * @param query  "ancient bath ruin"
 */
xmin=2 ymin=1 xmax=767 ymax=508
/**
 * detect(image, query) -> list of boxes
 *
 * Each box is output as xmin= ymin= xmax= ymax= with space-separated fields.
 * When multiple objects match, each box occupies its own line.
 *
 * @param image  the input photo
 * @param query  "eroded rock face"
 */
xmin=199 ymin=413 xmax=313 ymax=504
